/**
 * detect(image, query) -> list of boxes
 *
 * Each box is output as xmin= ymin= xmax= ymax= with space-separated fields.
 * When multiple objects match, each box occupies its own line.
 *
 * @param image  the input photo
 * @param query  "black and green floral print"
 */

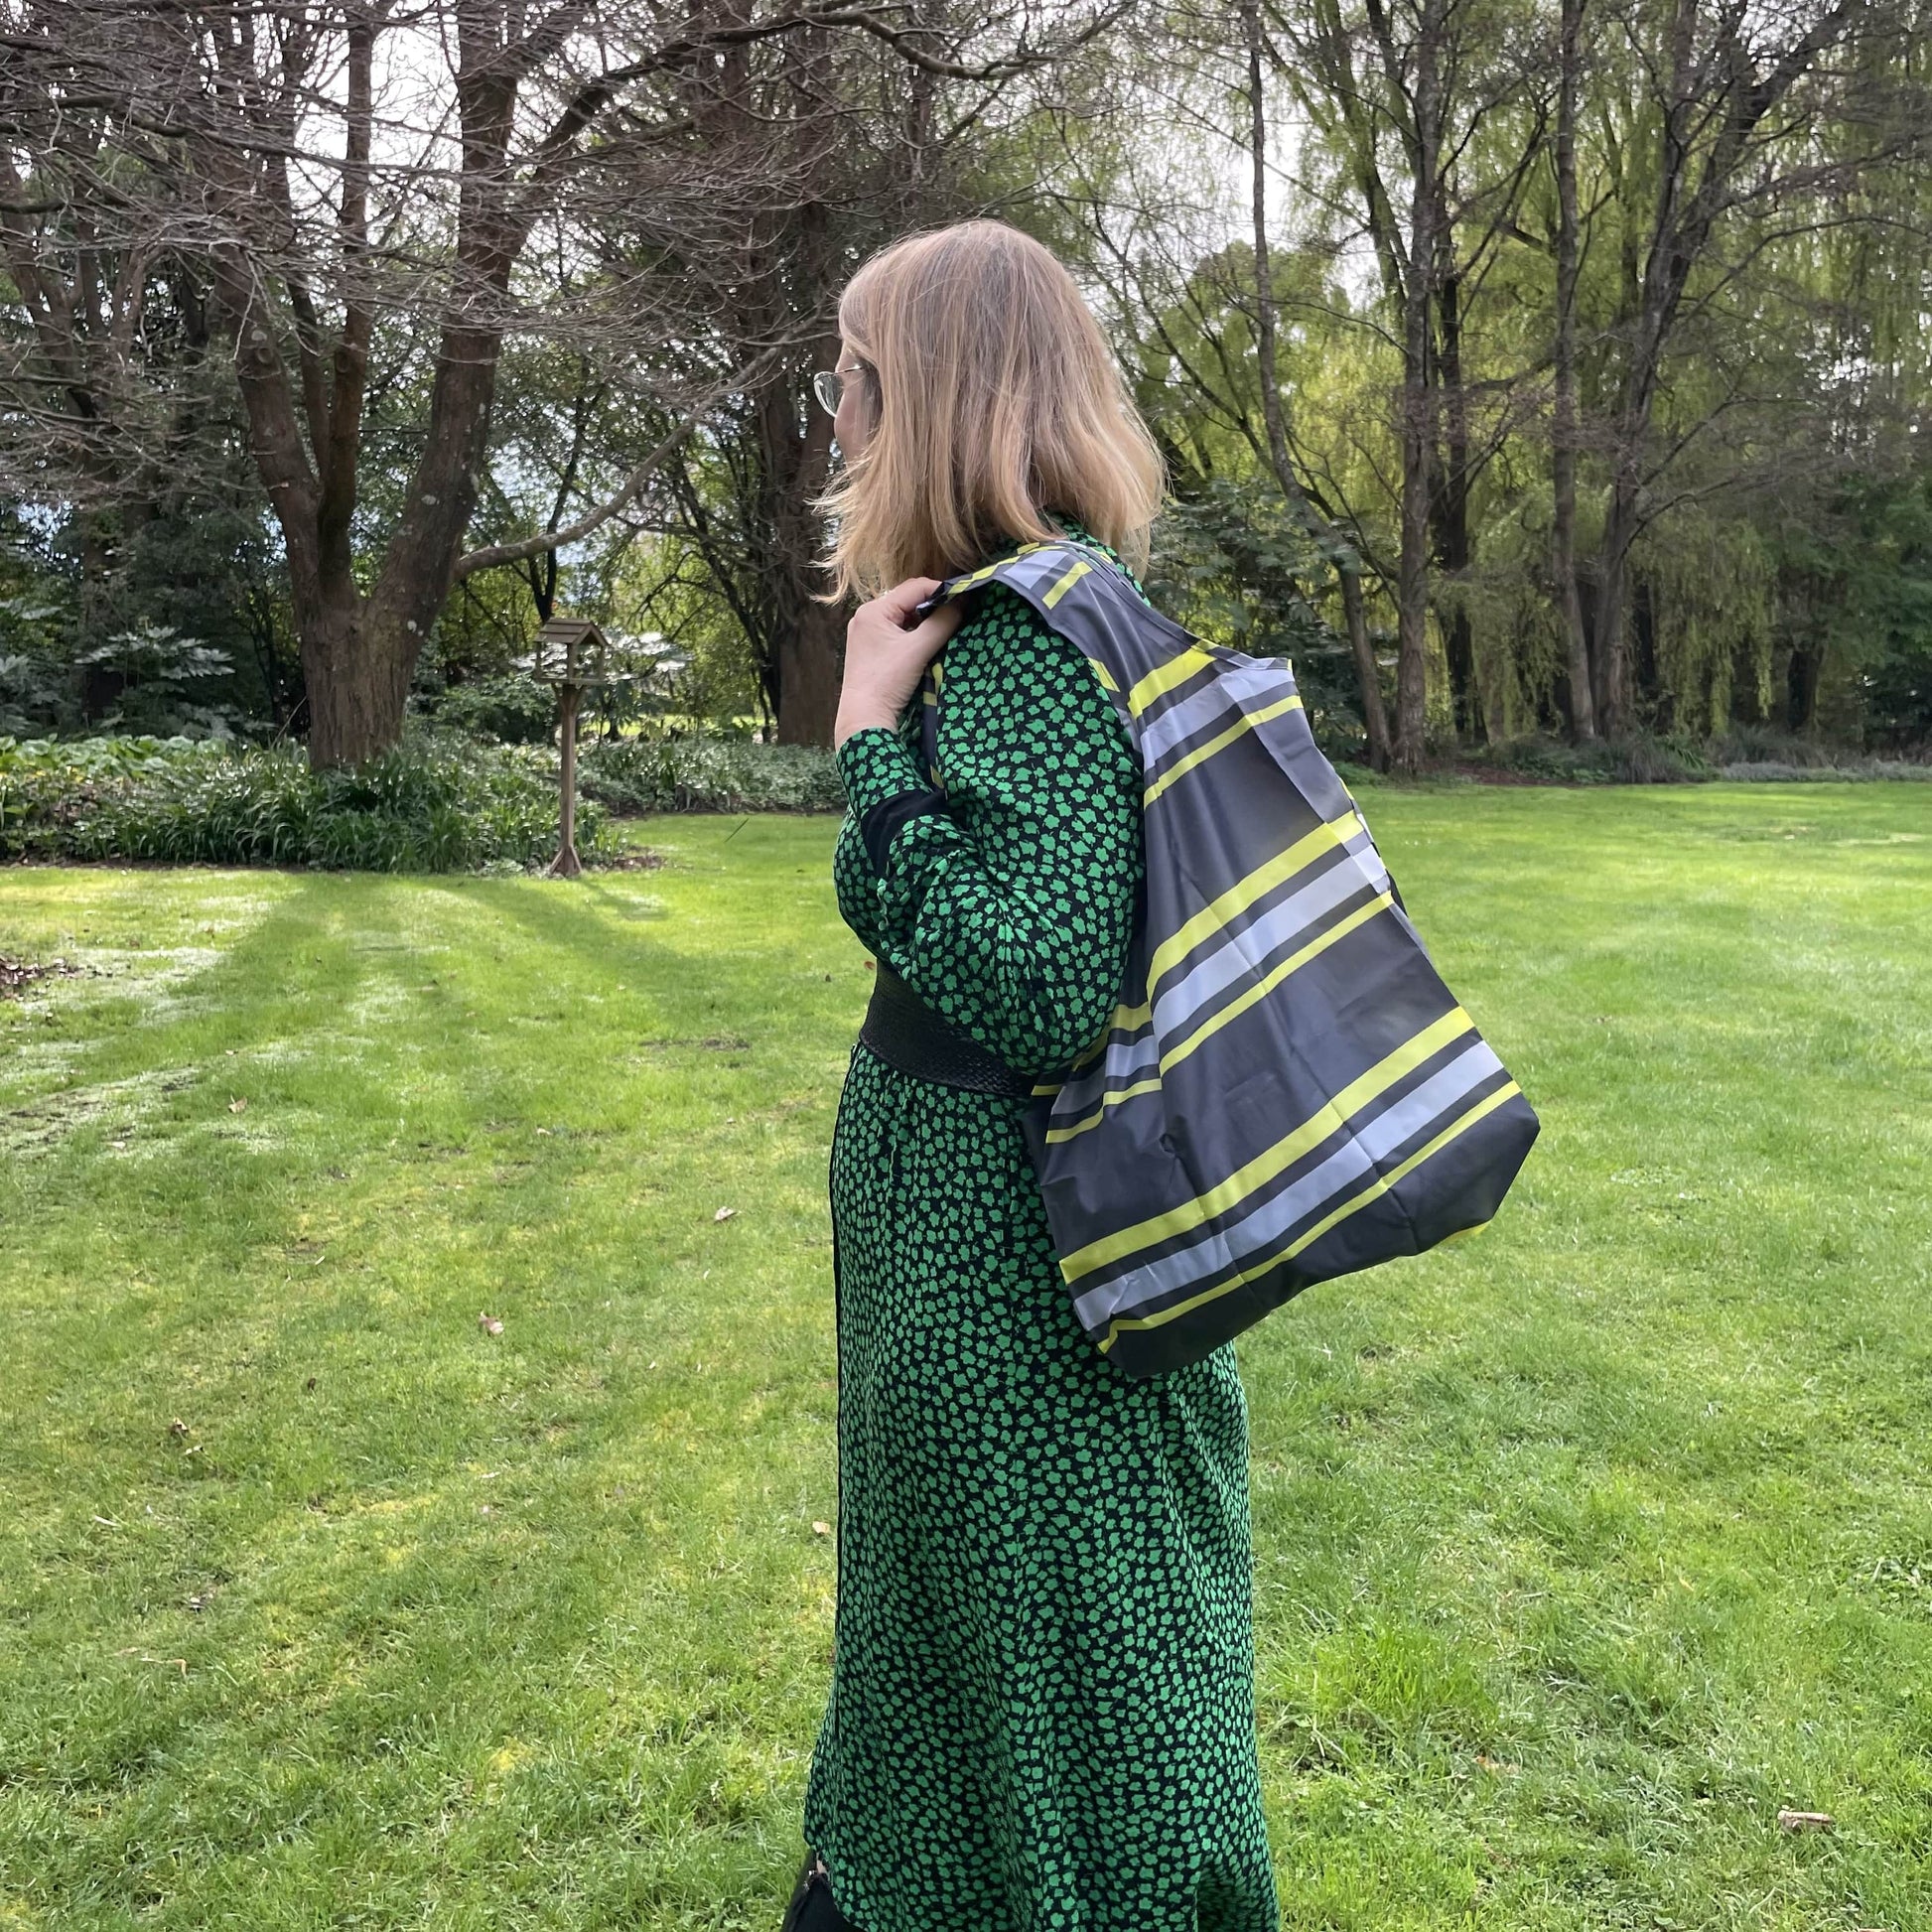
xmin=804 ymin=524 xmax=1279 ymax=1932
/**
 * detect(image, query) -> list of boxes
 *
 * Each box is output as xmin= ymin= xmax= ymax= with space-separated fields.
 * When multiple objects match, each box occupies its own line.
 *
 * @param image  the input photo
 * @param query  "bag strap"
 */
xmin=912 ymin=536 xmax=1138 ymax=791
xmin=915 ymin=654 xmax=944 ymax=792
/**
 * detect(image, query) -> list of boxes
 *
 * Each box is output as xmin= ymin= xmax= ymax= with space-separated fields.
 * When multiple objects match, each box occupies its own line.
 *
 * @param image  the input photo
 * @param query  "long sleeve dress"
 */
xmin=804 ymin=523 xmax=1280 ymax=1932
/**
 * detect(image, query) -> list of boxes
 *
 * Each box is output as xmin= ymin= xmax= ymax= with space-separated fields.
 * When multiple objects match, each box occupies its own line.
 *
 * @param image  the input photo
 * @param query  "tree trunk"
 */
xmin=1595 ymin=474 xmax=1639 ymax=733
xmin=299 ymin=583 xmax=393 ymax=768
xmin=775 ymin=597 xmax=845 ymax=745
xmin=195 ymin=18 xmax=521 ymax=769
xmin=1432 ymin=220 xmax=1479 ymax=745
xmin=1244 ymin=1 xmax=1392 ymax=769
xmin=1552 ymin=0 xmax=1595 ymax=741
xmin=754 ymin=311 xmax=844 ymax=744
xmin=1584 ymin=0 xmax=1859 ymax=739
xmin=1785 ymin=641 xmax=1821 ymax=732
xmin=1337 ymin=570 xmax=1392 ymax=771
xmin=1392 ymin=0 xmax=1444 ymax=771
xmin=355 ymin=311 xmax=505 ymax=755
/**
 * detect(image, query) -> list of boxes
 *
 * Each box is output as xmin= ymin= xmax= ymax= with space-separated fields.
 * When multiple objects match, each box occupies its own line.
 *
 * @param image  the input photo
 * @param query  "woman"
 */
xmin=785 ymin=220 xmax=1279 ymax=1932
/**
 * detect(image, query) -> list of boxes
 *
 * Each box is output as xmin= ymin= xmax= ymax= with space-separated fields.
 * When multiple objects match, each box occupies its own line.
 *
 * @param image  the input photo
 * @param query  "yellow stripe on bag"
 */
xmin=1145 ymin=811 xmax=1361 ymax=996
xmin=1143 ymin=694 xmax=1304 ymax=806
xmin=1042 ymin=558 xmax=1091 ymax=608
xmin=1043 ymin=891 xmax=1395 ymax=1147
xmin=1073 ymin=1001 xmax=1150 ymax=1067
xmin=1096 ymin=1080 xmax=1521 ymax=1349
xmin=1044 ymin=1075 xmax=1165 ymax=1145
xmin=1158 ymin=892 xmax=1393 ymax=1076
xmin=1059 ymin=1006 xmax=1473 ymax=1284
xmin=943 ymin=541 xmax=1048 ymax=599
xmin=1128 ymin=647 xmax=1215 ymax=718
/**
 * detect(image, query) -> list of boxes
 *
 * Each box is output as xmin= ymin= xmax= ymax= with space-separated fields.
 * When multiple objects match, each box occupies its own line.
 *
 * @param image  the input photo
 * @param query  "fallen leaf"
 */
xmin=227 ymin=1095 xmax=247 ymax=1113
xmin=169 ymin=1419 xmax=188 ymax=1438
xmin=714 ymin=1206 xmax=737 ymax=1222
xmin=1776 ymin=1809 xmax=1833 ymax=1832
xmin=479 ymin=1312 xmax=504 ymax=1335
xmin=811 ymin=1521 xmax=832 ymax=1536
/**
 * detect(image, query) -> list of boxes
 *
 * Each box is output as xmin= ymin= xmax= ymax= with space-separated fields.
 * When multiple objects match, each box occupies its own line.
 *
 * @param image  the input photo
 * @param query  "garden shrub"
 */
xmin=428 ymin=673 xmax=558 ymax=746
xmin=1719 ymin=758 xmax=1932 ymax=781
xmin=579 ymin=733 xmax=844 ymax=813
xmin=1460 ymin=728 xmax=1932 ymax=784
xmin=1329 ymin=759 xmax=1386 ymax=789
xmin=1461 ymin=731 xmax=1713 ymax=784
xmin=1709 ymin=724 xmax=1844 ymax=768
xmin=1707 ymin=725 xmax=1931 ymax=779
xmin=1606 ymin=731 xmax=1715 ymax=783
xmin=0 ymin=730 xmax=607 ymax=872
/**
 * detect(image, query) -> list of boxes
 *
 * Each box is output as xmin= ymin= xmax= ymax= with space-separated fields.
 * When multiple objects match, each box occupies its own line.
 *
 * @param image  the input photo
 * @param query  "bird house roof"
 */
xmin=536 ymin=618 xmax=609 ymax=651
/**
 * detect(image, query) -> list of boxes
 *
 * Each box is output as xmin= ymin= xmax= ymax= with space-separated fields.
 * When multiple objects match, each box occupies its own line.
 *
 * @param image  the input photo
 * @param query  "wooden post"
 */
xmin=532 ymin=616 xmax=624 ymax=880
xmin=551 ymin=681 xmax=583 ymax=878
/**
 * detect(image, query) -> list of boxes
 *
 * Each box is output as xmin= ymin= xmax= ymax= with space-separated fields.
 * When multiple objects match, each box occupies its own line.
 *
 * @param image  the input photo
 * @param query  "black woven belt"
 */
xmin=858 ymin=965 xmax=1035 ymax=1097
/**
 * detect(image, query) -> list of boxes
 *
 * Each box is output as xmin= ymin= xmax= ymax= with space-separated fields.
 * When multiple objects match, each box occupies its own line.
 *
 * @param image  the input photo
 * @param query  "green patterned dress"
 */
xmin=804 ymin=524 xmax=1279 ymax=1932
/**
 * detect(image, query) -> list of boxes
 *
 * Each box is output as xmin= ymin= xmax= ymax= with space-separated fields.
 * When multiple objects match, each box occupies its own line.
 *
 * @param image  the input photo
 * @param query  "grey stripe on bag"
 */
xmin=1047 ymin=839 xmax=1385 ymax=1127
xmin=1138 ymin=656 xmax=1287 ymax=771
xmin=1070 ymin=1040 xmax=1505 ymax=1330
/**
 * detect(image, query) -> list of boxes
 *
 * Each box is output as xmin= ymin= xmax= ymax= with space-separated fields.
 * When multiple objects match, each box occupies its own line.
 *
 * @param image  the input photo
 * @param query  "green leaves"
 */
xmin=0 ymin=730 xmax=610 ymax=873
xmin=577 ymin=734 xmax=844 ymax=815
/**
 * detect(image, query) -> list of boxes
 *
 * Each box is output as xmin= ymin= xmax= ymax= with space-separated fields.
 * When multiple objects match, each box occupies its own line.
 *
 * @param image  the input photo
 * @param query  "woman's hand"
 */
xmin=833 ymin=578 xmax=965 ymax=751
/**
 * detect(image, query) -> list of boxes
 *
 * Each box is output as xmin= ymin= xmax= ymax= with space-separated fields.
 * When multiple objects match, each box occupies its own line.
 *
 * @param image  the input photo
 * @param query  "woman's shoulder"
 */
xmin=938 ymin=514 xmax=1149 ymax=713
xmin=944 ymin=579 xmax=1092 ymax=697
xmin=936 ymin=584 xmax=1134 ymax=792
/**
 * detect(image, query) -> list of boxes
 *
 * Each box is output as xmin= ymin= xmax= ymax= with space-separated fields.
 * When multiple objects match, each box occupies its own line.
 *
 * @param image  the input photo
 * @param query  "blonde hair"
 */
xmin=816 ymin=219 xmax=1165 ymax=602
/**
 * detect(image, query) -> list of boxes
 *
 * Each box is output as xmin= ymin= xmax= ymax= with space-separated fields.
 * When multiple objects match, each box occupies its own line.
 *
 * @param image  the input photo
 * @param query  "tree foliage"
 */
xmin=2 ymin=0 xmax=1928 ymax=763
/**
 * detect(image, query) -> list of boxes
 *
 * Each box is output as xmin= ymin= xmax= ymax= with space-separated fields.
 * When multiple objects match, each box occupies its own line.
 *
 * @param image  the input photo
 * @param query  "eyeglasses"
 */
xmin=812 ymin=364 xmax=871 ymax=416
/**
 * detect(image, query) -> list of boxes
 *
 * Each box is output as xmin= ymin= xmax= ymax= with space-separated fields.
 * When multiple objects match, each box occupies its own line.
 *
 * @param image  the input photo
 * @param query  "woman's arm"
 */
xmin=836 ymin=593 xmax=1142 ymax=1079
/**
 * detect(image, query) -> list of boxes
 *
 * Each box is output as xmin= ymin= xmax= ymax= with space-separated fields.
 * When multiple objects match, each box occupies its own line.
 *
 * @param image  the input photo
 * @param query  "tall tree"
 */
xmin=1588 ymin=0 xmax=1872 ymax=733
xmin=1550 ymin=0 xmax=1595 ymax=738
xmin=1243 ymin=0 xmax=1394 ymax=767
xmin=1 ymin=0 xmax=1120 ymax=761
xmin=1275 ymin=0 xmax=1550 ymax=764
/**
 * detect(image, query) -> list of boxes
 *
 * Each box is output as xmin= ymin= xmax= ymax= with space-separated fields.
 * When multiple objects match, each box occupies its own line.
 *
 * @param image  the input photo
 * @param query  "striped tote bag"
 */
xmin=919 ymin=538 xmax=1541 ymax=1379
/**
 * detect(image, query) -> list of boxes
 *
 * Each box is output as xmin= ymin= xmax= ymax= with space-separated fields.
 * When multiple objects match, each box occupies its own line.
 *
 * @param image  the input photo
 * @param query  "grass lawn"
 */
xmin=2 ymin=784 xmax=1929 ymax=1931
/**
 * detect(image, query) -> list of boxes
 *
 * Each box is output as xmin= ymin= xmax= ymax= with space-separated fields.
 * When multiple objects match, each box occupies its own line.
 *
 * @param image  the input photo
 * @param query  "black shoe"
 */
xmin=779 ymin=1849 xmax=857 ymax=1931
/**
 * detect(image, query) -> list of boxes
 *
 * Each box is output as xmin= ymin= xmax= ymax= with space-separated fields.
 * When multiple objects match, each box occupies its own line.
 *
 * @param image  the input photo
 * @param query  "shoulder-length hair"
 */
xmin=815 ymin=219 xmax=1165 ymax=603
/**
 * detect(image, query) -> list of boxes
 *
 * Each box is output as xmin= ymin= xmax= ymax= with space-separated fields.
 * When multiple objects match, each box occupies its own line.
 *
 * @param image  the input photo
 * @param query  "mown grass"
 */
xmin=1 ymin=784 xmax=1929 ymax=1931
